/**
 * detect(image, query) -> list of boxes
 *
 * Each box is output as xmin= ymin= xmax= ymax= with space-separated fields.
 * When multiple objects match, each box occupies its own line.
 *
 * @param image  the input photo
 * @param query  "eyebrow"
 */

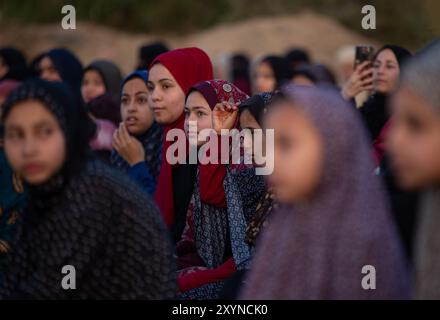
xmin=122 ymin=91 xmax=148 ymax=96
xmin=6 ymin=120 xmax=54 ymax=130
xmin=187 ymin=105 xmax=210 ymax=111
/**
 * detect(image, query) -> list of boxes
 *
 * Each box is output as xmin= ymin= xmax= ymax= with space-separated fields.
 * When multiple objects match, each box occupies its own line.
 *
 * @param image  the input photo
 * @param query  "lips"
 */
xmin=125 ymin=116 xmax=138 ymax=125
xmin=23 ymin=163 xmax=45 ymax=175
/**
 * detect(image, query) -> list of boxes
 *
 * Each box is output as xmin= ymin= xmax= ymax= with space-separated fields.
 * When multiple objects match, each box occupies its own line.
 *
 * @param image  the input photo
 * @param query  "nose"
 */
xmin=126 ymin=100 xmax=136 ymax=113
xmin=22 ymin=136 xmax=37 ymax=158
xmin=150 ymin=87 xmax=161 ymax=102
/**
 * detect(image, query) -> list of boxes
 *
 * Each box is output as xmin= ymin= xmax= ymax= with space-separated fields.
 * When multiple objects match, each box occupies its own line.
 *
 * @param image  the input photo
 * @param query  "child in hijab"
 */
xmin=0 ymin=79 xmax=176 ymax=299
xmin=176 ymin=80 xmax=265 ymax=299
xmin=81 ymin=60 xmax=123 ymax=162
xmin=387 ymin=40 xmax=440 ymax=299
xmin=38 ymin=48 xmax=83 ymax=102
xmin=111 ymin=71 xmax=163 ymax=196
xmin=241 ymin=85 xmax=410 ymax=299
xmin=238 ymin=92 xmax=279 ymax=247
xmin=148 ymin=47 xmax=214 ymax=243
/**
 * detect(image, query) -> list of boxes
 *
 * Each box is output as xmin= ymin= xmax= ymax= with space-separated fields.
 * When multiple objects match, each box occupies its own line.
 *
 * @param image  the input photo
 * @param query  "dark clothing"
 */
xmin=171 ymin=163 xmax=198 ymax=244
xmin=0 ymin=159 xmax=177 ymax=299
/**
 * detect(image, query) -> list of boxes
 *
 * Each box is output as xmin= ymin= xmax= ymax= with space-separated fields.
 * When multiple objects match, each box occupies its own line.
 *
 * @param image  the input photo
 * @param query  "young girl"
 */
xmin=147 ymin=47 xmax=214 ymax=243
xmin=38 ymin=48 xmax=83 ymax=101
xmin=241 ymin=85 xmax=410 ymax=299
xmin=82 ymin=60 xmax=123 ymax=162
xmin=0 ymin=79 xmax=176 ymax=299
xmin=387 ymin=40 xmax=440 ymax=299
xmin=111 ymin=71 xmax=163 ymax=196
xmin=176 ymin=80 xmax=266 ymax=299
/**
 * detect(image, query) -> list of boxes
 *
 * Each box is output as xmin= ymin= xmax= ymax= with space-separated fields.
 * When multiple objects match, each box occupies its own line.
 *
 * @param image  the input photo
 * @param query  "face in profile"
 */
xmin=265 ymin=101 xmax=323 ymax=203
xmin=3 ymin=99 xmax=66 ymax=185
xmin=121 ymin=77 xmax=154 ymax=136
xmin=184 ymin=91 xmax=213 ymax=147
xmin=387 ymin=86 xmax=440 ymax=190
xmin=147 ymin=63 xmax=186 ymax=125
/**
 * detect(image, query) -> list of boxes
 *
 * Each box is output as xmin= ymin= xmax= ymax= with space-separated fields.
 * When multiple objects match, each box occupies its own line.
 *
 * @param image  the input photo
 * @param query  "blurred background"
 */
xmin=1 ymin=0 xmax=438 ymax=81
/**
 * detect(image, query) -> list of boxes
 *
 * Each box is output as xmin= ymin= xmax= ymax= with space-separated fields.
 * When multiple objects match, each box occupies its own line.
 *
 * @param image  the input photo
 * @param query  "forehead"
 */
xmin=186 ymin=91 xmax=209 ymax=107
xmin=84 ymin=69 xmax=103 ymax=80
xmin=5 ymin=99 xmax=57 ymax=126
xmin=148 ymin=63 xmax=175 ymax=82
xmin=122 ymin=77 xmax=148 ymax=93
xmin=376 ymin=49 xmax=397 ymax=63
xmin=40 ymin=56 xmax=54 ymax=67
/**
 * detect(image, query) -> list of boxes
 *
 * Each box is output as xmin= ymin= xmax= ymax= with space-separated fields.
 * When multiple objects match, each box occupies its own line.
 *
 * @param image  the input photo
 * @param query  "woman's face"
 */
xmin=121 ymin=78 xmax=154 ymax=135
xmin=81 ymin=69 xmax=106 ymax=104
xmin=255 ymin=62 xmax=276 ymax=94
xmin=265 ymin=102 xmax=323 ymax=203
xmin=3 ymin=99 xmax=66 ymax=185
xmin=373 ymin=49 xmax=400 ymax=94
xmin=147 ymin=63 xmax=186 ymax=125
xmin=387 ymin=86 xmax=440 ymax=190
xmin=39 ymin=56 xmax=62 ymax=82
xmin=184 ymin=91 xmax=213 ymax=147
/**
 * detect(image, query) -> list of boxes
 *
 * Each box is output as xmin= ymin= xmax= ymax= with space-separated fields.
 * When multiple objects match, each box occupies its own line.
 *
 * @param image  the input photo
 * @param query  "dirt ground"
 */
xmin=0 ymin=10 xmax=378 ymax=81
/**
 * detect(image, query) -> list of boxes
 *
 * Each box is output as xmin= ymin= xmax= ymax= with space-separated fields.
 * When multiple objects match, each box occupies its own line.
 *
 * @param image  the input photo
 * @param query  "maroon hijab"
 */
xmin=188 ymin=79 xmax=249 ymax=207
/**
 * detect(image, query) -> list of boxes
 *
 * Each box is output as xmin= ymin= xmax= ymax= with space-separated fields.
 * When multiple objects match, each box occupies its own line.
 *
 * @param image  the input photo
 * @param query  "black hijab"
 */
xmin=2 ymin=79 xmax=95 ymax=193
xmin=0 ymin=48 xmax=28 ymax=82
xmin=44 ymin=48 xmax=83 ymax=101
xmin=261 ymin=56 xmax=292 ymax=89
xmin=0 ymin=80 xmax=176 ymax=299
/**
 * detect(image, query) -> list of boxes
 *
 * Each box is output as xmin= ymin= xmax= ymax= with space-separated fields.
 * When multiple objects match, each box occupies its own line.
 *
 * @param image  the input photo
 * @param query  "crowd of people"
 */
xmin=0 ymin=37 xmax=440 ymax=299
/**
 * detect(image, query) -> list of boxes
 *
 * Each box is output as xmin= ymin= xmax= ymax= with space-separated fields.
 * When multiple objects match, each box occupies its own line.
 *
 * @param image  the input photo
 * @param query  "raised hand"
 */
xmin=212 ymin=101 xmax=240 ymax=134
xmin=112 ymin=122 xmax=145 ymax=166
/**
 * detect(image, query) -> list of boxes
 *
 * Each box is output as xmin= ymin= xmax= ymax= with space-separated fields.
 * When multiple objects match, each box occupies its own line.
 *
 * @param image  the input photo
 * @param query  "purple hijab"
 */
xmin=240 ymin=85 xmax=411 ymax=299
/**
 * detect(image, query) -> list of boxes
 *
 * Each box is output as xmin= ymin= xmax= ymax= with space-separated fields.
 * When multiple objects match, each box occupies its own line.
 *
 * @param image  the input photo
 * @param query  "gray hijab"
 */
xmin=401 ymin=39 xmax=440 ymax=299
xmin=240 ymin=85 xmax=411 ymax=299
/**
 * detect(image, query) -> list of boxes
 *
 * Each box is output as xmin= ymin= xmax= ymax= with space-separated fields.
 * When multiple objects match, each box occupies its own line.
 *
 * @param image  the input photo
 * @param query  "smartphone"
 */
xmin=354 ymin=45 xmax=375 ymax=68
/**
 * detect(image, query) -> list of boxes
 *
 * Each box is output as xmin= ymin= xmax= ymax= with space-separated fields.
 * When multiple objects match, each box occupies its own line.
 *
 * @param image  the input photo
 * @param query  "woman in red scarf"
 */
xmin=147 ymin=48 xmax=214 ymax=243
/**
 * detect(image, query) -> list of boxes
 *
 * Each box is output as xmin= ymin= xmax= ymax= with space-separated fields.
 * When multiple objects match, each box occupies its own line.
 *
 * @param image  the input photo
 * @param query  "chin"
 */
xmin=23 ymin=173 xmax=51 ymax=185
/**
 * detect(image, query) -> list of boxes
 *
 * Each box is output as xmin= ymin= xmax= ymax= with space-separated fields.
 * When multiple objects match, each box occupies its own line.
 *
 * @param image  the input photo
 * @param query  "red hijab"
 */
xmin=151 ymin=48 xmax=214 ymax=227
xmin=188 ymin=80 xmax=249 ymax=207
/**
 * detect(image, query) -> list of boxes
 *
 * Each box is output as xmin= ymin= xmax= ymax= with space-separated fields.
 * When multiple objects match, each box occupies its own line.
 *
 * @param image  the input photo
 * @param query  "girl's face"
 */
xmin=39 ymin=56 xmax=62 ymax=82
xmin=81 ymin=69 xmax=106 ymax=104
xmin=121 ymin=78 xmax=154 ymax=135
xmin=265 ymin=102 xmax=323 ymax=203
xmin=373 ymin=49 xmax=400 ymax=94
xmin=147 ymin=63 xmax=186 ymax=125
xmin=255 ymin=62 xmax=276 ymax=94
xmin=184 ymin=91 xmax=213 ymax=146
xmin=239 ymin=109 xmax=265 ymax=165
xmin=388 ymin=86 xmax=440 ymax=190
xmin=3 ymin=99 xmax=66 ymax=185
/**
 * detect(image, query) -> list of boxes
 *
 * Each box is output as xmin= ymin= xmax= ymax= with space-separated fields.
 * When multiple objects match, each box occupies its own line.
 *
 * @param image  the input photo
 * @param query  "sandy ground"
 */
xmin=0 ymin=11 xmax=378 ymax=81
